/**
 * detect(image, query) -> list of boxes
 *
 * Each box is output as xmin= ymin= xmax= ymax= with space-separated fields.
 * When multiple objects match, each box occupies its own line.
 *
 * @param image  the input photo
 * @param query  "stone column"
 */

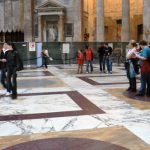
xmin=143 ymin=0 xmax=150 ymax=42
xmin=121 ymin=0 xmax=130 ymax=42
xmin=73 ymin=0 xmax=83 ymax=41
xmin=88 ymin=0 xmax=95 ymax=41
xmin=96 ymin=0 xmax=104 ymax=42
xmin=58 ymin=15 xmax=64 ymax=42
xmin=24 ymin=0 xmax=33 ymax=41
xmin=43 ymin=19 xmax=47 ymax=42
xmin=38 ymin=15 xmax=42 ymax=41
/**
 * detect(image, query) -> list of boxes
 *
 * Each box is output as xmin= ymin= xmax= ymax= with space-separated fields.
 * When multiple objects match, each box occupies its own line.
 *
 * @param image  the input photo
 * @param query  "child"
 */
xmin=77 ymin=49 xmax=84 ymax=74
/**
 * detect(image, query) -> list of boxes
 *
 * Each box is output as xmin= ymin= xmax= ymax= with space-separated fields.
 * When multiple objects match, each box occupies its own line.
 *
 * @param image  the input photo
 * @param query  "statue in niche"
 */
xmin=48 ymin=25 xmax=57 ymax=42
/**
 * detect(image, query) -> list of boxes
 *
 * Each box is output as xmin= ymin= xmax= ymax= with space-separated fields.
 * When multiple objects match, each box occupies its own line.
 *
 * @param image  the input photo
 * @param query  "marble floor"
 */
xmin=0 ymin=64 xmax=150 ymax=150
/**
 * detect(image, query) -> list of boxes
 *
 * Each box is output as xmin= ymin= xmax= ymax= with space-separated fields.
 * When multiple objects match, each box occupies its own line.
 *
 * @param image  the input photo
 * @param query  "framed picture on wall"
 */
xmin=65 ymin=23 xmax=73 ymax=37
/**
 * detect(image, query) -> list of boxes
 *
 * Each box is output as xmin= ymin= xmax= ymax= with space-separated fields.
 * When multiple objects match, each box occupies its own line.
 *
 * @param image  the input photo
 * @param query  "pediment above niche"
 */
xmin=37 ymin=0 xmax=65 ymax=9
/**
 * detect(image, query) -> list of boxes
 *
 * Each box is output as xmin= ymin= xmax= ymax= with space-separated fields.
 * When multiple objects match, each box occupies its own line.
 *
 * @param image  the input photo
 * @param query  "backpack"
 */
xmin=14 ymin=51 xmax=24 ymax=71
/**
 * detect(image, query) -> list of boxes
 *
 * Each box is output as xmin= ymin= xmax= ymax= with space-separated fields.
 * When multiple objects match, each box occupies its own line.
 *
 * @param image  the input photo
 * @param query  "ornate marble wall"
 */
xmin=0 ymin=0 xmax=148 ymax=42
xmin=0 ymin=0 xmax=24 ymax=32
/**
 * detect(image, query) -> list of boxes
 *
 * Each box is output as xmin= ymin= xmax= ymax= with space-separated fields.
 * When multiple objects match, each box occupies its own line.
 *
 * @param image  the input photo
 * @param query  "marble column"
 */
xmin=24 ymin=0 xmax=33 ymax=41
xmin=96 ymin=0 xmax=104 ymax=42
xmin=43 ymin=19 xmax=47 ymax=42
xmin=143 ymin=0 xmax=150 ymax=42
xmin=58 ymin=15 xmax=64 ymax=42
xmin=121 ymin=0 xmax=130 ymax=42
xmin=73 ymin=0 xmax=83 ymax=41
xmin=88 ymin=0 xmax=95 ymax=41
xmin=38 ymin=15 xmax=42 ymax=42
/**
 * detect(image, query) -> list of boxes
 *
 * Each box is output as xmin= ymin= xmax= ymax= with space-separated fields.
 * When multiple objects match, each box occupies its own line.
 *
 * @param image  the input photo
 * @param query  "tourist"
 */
xmin=41 ymin=48 xmax=51 ymax=69
xmin=135 ymin=40 xmax=150 ymax=96
xmin=126 ymin=40 xmax=138 ymax=92
xmin=76 ymin=49 xmax=84 ymax=74
xmin=103 ymin=43 xmax=113 ymax=74
xmin=97 ymin=43 xmax=105 ymax=73
xmin=84 ymin=46 xmax=94 ymax=73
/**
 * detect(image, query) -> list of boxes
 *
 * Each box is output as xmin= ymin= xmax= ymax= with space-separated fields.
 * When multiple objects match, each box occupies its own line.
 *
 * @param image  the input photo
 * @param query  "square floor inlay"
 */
xmin=78 ymin=75 xmax=131 ymax=85
xmin=0 ymin=91 xmax=104 ymax=121
xmin=0 ymin=94 xmax=81 ymax=116
xmin=89 ymin=76 xmax=128 ymax=84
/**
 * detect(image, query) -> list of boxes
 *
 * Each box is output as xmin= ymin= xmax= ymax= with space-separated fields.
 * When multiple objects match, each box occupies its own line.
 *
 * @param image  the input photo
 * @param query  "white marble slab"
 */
xmin=89 ymin=76 xmax=128 ymax=84
xmin=0 ymin=115 xmax=107 ymax=136
xmin=0 ymin=94 xmax=81 ymax=115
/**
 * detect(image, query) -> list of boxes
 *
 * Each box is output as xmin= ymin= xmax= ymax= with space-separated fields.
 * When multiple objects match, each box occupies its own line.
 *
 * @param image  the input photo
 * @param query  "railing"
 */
xmin=0 ymin=42 xmax=128 ymax=67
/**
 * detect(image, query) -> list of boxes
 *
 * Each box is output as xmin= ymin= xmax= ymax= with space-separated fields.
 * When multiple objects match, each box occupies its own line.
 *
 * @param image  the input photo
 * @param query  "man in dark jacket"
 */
xmin=1 ymin=43 xmax=21 ymax=99
xmin=97 ymin=43 xmax=105 ymax=72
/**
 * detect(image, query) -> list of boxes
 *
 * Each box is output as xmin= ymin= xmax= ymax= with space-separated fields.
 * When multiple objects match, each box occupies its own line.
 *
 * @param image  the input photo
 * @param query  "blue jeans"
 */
xmin=106 ymin=56 xmax=112 ymax=72
xmin=139 ymin=76 xmax=146 ymax=94
xmin=1 ymin=68 xmax=7 ymax=89
xmin=86 ymin=60 xmax=93 ymax=73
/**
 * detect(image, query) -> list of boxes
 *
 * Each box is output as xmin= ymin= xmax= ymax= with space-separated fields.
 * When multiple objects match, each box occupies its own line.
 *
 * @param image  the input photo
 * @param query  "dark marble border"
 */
xmin=0 ymin=91 xmax=104 ymax=121
xmin=18 ymin=71 xmax=53 ymax=77
xmin=78 ymin=75 xmax=140 ymax=85
xmin=78 ymin=76 xmax=128 ymax=85
xmin=4 ymin=137 xmax=129 ymax=150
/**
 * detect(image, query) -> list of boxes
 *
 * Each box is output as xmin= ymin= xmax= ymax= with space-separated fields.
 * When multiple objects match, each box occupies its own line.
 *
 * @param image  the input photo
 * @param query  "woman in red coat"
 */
xmin=77 ymin=49 xmax=84 ymax=74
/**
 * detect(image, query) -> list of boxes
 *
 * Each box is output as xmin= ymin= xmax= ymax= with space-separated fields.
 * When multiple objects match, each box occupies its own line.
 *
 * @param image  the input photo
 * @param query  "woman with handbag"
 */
xmin=126 ymin=40 xmax=138 ymax=92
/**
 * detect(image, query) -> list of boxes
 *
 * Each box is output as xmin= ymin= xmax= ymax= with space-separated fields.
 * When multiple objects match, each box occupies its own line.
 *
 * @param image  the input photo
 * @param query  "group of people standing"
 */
xmin=126 ymin=40 xmax=150 ymax=97
xmin=76 ymin=43 xmax=113 ymax=74
xmin=0 ymin=43 xmax=22 ymax=99
xmin=97 ymin=43 xmax=113 ymax=74
xmin=76 ymin=46 xmax=94 ymax=74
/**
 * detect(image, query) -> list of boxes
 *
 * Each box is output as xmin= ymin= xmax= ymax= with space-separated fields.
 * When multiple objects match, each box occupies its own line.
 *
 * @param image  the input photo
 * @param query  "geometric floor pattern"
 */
xmin=0 ymin=64 xmax=150 ymax=150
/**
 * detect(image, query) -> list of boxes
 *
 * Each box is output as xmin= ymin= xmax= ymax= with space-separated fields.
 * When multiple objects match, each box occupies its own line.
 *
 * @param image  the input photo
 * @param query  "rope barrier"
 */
xmin=22 ymin=56 xmax=77 ymax=62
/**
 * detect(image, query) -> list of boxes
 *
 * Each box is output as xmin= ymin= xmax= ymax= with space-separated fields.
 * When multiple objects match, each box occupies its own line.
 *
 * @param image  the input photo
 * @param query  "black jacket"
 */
xmin=98 ymin=46 xmax=105 ymax=56
xmin=0 ymin=50 xmax=8 ymax=69
xmin=6 ymin=50 xmax=23 ymax=71
xmin=104 ymin=46 xmax=113 ymax=56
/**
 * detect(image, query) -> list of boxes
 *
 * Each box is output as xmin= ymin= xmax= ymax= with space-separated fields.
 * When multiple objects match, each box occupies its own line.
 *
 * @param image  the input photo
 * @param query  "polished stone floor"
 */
xmin=0 ymin=64 xmax=150 ymax=150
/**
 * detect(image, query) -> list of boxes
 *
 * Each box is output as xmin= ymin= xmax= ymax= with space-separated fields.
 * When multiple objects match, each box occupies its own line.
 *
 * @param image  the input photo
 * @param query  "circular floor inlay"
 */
xmin=4 ymin=137 xmax=129 ymax=150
